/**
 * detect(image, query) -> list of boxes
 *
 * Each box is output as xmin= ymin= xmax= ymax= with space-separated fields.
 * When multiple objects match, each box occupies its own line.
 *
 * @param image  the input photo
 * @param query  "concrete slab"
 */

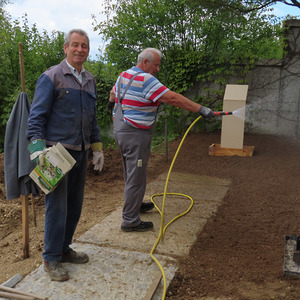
xmin=283 ymin=235 xmax=300 ymax=277
xmin=5 ymin=172 xmax=231 ymax=300
xmin=78 ymin=207 xmax=209 ymax=257
xmin=145 ymin=180 xmax=229 ymax=202
xmin=151 ymin=172 xmax=231 ymax=201
xmin=79 ymin=172 xmax=230 ymax=257
xmin=156 ymin=172 xmax=231 ymax=186
xmin=13 ymin=243 xmax=177 ymax=300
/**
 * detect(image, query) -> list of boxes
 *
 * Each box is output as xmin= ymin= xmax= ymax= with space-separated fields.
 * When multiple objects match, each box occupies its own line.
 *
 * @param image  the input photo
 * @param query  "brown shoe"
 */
xmin=61 ymin=248 xmax=89 ymax=264
xmin=44 ymin=261 xmax=69 ymax=281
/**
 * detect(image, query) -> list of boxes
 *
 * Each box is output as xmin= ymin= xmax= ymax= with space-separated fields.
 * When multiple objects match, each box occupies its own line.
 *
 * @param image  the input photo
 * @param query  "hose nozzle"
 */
xmin=214 ymin=111 xmax=233 ymax=116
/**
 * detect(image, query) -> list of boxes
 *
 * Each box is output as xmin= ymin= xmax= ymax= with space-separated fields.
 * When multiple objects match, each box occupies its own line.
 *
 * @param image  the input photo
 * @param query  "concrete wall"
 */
xmin=189 ymin=20 xmax=300 ymax=138
xmin=236 ymin=20 xmax=300 ymax=138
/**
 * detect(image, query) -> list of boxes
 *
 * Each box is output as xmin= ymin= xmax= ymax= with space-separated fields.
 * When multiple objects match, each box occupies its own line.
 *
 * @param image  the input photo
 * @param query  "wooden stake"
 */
xmin=18 ymin=42 xmax=34 ymax=257
xmin=18 ymin=42 xmax=26 ymax=93
xmin=21 ymin=194 xmax=29 ymax=259
xmin=0 ymin=291 xmax=32 ymax=300
xmin=0 ymin=285 xmax=48 ymax=300
xmin=164 ymin=118 xmax=168 ymax=163
xmin=31 ymin=197 xmax=37 ymax=227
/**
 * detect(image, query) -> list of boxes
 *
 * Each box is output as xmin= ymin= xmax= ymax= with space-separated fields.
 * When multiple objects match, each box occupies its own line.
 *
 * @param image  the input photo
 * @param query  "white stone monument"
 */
xmin=220 ymin=84 xmax=248 ymax=149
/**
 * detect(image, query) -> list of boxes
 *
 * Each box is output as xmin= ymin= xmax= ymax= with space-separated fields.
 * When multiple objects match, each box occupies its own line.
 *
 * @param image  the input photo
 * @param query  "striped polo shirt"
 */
xmin=113 ymin=66 xmax=169 ymax=129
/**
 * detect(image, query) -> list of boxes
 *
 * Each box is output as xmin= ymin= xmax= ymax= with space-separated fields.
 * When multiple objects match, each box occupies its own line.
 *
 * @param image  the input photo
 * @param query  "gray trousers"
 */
xmin=113 ymin=104 xmax=153 ymax=227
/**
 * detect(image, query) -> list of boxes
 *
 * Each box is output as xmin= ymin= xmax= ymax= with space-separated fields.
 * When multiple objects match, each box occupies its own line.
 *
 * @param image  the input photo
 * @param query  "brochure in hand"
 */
xmin=29 ymin=142 xmax=76 ymax=194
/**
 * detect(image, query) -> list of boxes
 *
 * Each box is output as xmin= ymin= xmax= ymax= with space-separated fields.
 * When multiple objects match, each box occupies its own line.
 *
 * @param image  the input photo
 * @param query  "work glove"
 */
xmin=28 ymin=139 xmax=46 ymax=167
xmin=91 ymin=142 xmax=104 ymax=172
xmin=107 ymin=101 xmax=115 ymax=114
xmin=198 ymin=105 xmax=215 ymax=118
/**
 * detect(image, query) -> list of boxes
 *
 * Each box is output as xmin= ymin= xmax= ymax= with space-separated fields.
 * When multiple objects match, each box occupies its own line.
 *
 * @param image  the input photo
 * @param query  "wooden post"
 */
xmin=164 ymin=118 xmax=168 ymax=163
xmin=32 ymin=197 xmax=37 ymax=227
xmin=18 ymin=42 xmax=30 ymax=258
xmin=21 ymin=194 xmax=29 ymax=259
xmin=0 ymin=285 xmax=48 ymax=300
xmin=18 ymin=43 xmax=26 ymax=93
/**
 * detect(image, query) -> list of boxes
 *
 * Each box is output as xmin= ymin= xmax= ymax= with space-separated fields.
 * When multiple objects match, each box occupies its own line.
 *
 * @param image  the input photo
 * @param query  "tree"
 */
xmin=85 ymin=59 xmax=119 ymax=131
xmin=0 ymin=5 xmax=65 ymax=151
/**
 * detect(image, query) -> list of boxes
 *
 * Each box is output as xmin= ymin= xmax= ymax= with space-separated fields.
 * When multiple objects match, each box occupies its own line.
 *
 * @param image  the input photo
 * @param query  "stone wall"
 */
xmin=245 ymin=20 xmax=300 ymax=138
xmin=237 ymin=20 xmax=300 ymax=137
xmin=189 ymin=20 xmax=300 ymax=138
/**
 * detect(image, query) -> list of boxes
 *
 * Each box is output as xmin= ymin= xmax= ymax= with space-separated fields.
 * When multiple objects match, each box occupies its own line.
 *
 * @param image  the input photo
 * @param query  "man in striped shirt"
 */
xmin=109 ymin=48 xmax=214 ymax=232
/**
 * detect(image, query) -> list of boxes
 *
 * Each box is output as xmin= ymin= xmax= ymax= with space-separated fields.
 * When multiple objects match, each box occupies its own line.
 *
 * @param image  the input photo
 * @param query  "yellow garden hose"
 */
xmin=149 ymin=115 xmax=202 ymax=300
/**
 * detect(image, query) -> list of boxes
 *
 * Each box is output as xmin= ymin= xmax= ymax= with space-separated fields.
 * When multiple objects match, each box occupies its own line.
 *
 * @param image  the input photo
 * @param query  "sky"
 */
xmin=4 ymin=0 xmax=107 ymax=59
xmin=272 ymin=2 xmax=300 ymax=17
xmin=4 ymin=1 xmax=300 ymax=60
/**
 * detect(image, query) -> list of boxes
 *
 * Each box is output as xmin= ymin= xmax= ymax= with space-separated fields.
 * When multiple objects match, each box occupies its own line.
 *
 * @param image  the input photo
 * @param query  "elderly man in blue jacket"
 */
xmin=27 ymin=29 xmax=104 ymax=281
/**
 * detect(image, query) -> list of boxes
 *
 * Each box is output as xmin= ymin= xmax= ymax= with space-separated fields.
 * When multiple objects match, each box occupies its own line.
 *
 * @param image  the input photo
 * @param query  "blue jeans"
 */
xmin=42 ymin=149 xmax=89 ymax=262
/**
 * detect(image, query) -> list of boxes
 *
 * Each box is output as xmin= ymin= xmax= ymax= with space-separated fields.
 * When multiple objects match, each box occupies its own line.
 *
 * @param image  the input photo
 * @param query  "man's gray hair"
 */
xmin=137 ymin=48 xmax=162 ymax=63
xmin=64 ymin=29 xmax=90 ymax=47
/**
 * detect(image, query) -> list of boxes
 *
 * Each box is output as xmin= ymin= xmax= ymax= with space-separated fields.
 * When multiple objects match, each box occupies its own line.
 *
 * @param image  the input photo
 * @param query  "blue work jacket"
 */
xmin=27 ymin=59 xmax=100 ymax=151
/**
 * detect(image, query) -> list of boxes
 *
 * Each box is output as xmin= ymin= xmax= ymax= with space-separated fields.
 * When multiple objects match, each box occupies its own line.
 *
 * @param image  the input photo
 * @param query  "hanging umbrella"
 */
xmin=4 ymin=43 xmax=39 ymax=259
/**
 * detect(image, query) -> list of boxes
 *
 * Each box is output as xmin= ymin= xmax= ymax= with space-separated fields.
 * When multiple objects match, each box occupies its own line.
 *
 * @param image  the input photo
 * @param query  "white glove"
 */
xmin=92 ymin=150 xmax=104 ymax=172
